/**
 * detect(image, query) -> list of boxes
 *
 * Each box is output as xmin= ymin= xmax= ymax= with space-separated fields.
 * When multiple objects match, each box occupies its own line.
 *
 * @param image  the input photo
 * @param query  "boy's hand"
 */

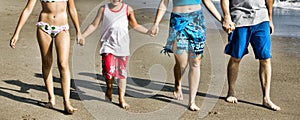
xmin=222 ymin=17 xmax=235 ymax=34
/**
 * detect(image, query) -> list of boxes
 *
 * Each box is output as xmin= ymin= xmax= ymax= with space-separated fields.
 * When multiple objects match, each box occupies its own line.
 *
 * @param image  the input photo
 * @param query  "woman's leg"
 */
xmin=188 ymin=54 xmax=202 ymax=111
xmin=54 ymin=31 xmax=77 ymax=113
xmin=173 ymin=52 xmax=189 ymax=100
xmin=36 ymin=29 xmax=55 ymax=107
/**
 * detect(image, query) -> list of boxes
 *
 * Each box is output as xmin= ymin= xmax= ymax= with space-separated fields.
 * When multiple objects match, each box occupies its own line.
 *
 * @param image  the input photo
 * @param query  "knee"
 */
xmin=230 ymin=57 xmax=241 ymax=64
xmin=259 ymin=59 xmax=271 ymax=66
xmin=57 ymin=60 xmax=69 ymax=71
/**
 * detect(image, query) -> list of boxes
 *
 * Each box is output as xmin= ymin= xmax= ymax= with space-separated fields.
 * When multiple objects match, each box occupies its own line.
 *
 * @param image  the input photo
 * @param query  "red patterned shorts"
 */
xmin=101 ymin=53 xmax=128 ymax=80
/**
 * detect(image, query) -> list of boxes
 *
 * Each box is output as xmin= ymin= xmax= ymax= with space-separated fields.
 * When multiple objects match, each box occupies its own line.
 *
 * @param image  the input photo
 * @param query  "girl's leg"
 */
xmin=37 ymin=29 xmax=55 ymax=108
xmin=54 ymin=31 xmax=77 ymax=113
xmin=188 ymin=54 xmax=202 ymax=111
xmin=118 ymin=78 xmax=129 ymax=109
xmin=173 ymin=52 xmax=189 ymax=100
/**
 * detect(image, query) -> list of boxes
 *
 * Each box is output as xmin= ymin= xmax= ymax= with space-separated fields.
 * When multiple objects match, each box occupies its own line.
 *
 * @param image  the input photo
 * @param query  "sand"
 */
xmin=0 ymin=0 xmax=299 ymax=119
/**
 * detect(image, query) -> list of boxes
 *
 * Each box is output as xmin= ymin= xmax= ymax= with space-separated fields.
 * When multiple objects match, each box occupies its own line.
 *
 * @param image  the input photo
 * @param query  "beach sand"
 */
xmin=0 ymin=0 xmax=299 ymax=119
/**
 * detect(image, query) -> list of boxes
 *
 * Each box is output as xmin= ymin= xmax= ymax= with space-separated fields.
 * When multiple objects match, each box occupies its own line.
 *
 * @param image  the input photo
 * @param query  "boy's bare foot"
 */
xmin=263 ymin=99 xmax=281 ymax=111
xmin=173 ymin=86 xmax=183 ymax=100
xmin=105 ymin=87 xmax=112 ymax=101
xmin=119 ymin=99 xmax=130 ymax=109
xmin=189 ymin=103 xmax=200 ymax=111
xmin=226 ymin=96 xmax=238 ymax=103
xmin=105 ymin=93 xmax=112 ymax=101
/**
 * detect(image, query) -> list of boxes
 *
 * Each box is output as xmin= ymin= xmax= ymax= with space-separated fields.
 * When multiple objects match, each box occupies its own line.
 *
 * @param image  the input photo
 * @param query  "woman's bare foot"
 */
xmin=119 ymin=99 xmax=130 ymax=109
xmin=173 ymin=86 xmax=183 ymax=101
xmin=263 ymin=98 xmax=281 ymax=111
xmin=189 ymin=103 xmax=200 ymax=111
xmin=64 ymin=102 xmax=77 ymax=114
xmin=39 ymin=101 xmax=55 ymax=108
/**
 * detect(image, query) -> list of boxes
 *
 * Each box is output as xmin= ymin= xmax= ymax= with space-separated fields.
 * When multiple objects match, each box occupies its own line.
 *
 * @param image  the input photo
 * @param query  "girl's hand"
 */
xmin=77 ymin=34 xmax=85 ymax=46
xmin=10 ymin=35 xmax=19 ymax=49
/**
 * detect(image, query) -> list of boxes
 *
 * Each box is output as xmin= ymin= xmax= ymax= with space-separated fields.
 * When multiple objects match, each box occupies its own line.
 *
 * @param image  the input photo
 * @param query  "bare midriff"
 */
xmin=172 ymin=4 xmax=201 ymax=13
xmin=39 ymin=2 xmax=68 ymax=26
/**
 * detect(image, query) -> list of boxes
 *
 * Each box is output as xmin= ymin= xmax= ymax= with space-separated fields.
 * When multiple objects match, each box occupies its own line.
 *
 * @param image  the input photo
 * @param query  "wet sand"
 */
xmin=0 ymin=0 xmax=299 ymax=119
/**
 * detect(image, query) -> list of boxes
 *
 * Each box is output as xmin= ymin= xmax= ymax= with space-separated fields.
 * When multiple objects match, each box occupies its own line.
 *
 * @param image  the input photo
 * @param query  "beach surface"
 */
xmin=0 ymin=0 xmax=299 ymax=119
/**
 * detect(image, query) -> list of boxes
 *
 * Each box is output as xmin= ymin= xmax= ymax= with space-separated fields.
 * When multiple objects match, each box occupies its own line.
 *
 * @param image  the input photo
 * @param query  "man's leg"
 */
xmin=259 ymin=59 xmax=281 ymax=111
xmin=226 ymin=57 xmax=241 ymax=103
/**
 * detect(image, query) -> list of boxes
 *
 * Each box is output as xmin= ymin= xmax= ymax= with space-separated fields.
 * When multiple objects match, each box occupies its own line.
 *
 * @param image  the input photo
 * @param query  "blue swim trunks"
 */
xmin=162 ymin=9 xmax=206 ymax=58
xmin=225 ymin=21 xmax=272 ymax=59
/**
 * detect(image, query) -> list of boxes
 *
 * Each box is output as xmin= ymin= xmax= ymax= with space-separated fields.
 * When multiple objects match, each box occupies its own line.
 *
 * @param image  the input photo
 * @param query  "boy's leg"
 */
xmin=118 ymin=79 xmax=129 ymax=109
xmin=173 ymin=52 xmax=188 ymax=101
xmin=105 ymin=78 xmax=113 ymax=101
xmin=102 ymin=53 xmax=115 ymax=101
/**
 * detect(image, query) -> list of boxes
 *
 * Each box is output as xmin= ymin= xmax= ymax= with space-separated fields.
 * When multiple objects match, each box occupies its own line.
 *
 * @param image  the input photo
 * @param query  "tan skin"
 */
xmin=78 ymin=0 xmax=149 ymax=109
xmin=221 ymin=0 xmax=280 ymax=111
xmin=149 ymin=0 xmax=222 ymax=111
xmin=10 ymin=0 xmax=81 ymax=114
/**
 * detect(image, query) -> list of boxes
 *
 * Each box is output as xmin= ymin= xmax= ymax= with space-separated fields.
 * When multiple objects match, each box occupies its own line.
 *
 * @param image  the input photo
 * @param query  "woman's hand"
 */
xmin=148 ymin=25 xmax=159 ymax=37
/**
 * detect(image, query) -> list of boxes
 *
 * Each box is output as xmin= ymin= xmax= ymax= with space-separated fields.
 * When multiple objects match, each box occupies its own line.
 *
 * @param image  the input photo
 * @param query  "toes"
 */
xmin=189 ymin=104 xmax=200 ymax=111
xmin=173 ymin=91 xmax=183 ymax=101
xmin=263 ymin=102 xmax=281 ymax=111
xmin=226 ymin=96 xmax=238 ymax=103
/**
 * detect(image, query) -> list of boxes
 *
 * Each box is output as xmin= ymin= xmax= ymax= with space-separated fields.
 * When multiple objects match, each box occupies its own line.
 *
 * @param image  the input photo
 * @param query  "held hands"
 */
xmin=147 ymin=25 xmax=159 ymax=37
xmin=222 ymin=18 xmax=235 ymax=34
xmin=76 ymin=33 xmax=85 ymax=46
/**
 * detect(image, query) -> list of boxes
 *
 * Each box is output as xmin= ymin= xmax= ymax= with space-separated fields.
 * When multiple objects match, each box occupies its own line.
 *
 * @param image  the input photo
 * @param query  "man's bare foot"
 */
xmin=226 ymin=96 xmax=238 ymax=103
xmin=119 ymin=99 xmax=130 ymax=109
xmin=173 ymin=87 xmax=183 ymax=100
xmin=263 ymin=99 xmax=281 ymax=111
xmin=189 ymin=103 xmax=200 ymax=111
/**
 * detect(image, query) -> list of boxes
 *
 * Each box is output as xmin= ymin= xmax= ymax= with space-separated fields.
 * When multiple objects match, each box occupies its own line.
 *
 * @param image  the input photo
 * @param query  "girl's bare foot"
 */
xmin=173 ymin=86 xmax=183 ymax=101
xmin=263 ymin=98 xmax=281 ymax=111
xmin=189 ymin=103 xmax=200 ymax=111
